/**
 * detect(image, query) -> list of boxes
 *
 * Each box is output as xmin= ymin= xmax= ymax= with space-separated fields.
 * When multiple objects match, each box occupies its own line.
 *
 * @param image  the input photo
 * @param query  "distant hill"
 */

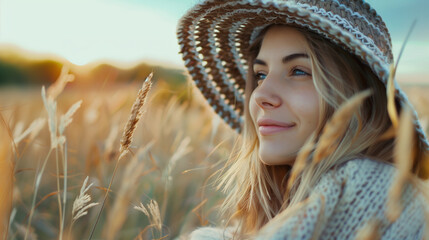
xmin=0 ymin=46 xmax=187 ymax=88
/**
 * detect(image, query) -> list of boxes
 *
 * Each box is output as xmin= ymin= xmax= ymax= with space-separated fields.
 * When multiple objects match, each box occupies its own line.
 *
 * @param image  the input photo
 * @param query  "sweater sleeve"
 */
xmin=256 ymin=159 xmax=426 ymax=240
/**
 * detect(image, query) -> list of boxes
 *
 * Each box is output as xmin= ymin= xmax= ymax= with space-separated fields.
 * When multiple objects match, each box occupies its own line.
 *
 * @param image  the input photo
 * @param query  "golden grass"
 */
xmin=1 ymin=65 xmax=428 ymax=239
xmin=0 ymin=114 xmax=14 ymax=239
xmin=0 ymin=66 xmax=235 ymax=239
xmin=355 ymin=219 xmax=381 ymax=240
xmin=89 ymin=72 xmax=153 ymax=239
xmin=386 ymin=107 xmax=414 ymax=222
xmin=313 ymin=90 xmax=372 ymax=163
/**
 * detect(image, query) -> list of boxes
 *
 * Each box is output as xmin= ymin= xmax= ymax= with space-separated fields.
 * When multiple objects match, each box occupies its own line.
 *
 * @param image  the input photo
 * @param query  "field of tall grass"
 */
xmin=0 ymin=67 xmax=237 ymax=239
xmin=1 ymin=65 xmax=428 ymax=239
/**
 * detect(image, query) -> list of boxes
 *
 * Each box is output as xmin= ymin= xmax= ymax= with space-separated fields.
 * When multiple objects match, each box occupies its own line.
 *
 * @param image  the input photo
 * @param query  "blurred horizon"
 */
xmin=0 ymin=0 xmax=428 ymax=84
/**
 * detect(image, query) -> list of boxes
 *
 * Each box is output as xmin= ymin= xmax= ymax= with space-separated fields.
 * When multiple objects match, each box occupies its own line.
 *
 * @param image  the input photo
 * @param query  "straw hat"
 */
xmin=177 ymin=0 xmax=429 ymax=152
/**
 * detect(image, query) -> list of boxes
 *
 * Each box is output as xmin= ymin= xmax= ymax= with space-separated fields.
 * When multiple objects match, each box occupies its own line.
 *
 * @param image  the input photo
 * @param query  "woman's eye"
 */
xmin=291 ymin=68 xmax=310 ymax=76
xmin=255 ymin=72 xmax=267 ymax=81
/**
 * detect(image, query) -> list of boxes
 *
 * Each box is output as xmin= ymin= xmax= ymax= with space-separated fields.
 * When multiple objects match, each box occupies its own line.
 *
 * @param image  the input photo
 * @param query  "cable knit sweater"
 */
xmin=190 ymin=159 xmax=426 ymax=240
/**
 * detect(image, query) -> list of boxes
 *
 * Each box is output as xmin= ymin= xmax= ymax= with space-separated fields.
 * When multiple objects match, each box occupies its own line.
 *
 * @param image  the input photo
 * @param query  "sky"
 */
xmin=0 ymin=0 xmax=428 ymax=83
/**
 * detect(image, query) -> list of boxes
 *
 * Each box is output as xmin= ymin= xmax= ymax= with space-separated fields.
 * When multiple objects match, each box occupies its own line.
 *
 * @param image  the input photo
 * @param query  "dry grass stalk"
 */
xmin=386 ymin=19 xmax=416 ymax=130
xmin=161 ymin=136 xmax=192 ymax=220
xmin=16 ymin=223 xmax=38 ymax=240
xmin=59 ymin=100 xmax=82 ymax=136
xmin=89 ymin=73 xmax=153 ymax=240
xmin=385 ymin=107 xmax=414 ymax=222
xmin=191 ymin=199 xmax=209 ymax=226
xmin=47 ymin=66 xmax=75 ymax=100
xmin=41 ymin=86 xmax=59 ymax=149
xmin=71 ymin=176 xmax=99 ymax=222
xmin=286 ymin=134 xmax=315 ymax=194
xmin=354 ymin=219 xmax=381 ymax=240
xmin=313 ymin=90 xmax=372 ymax=163
xmin=119 ymin=72 xmax=153 ymax=160
xmin=14 ymin=118 xmax=46 ymax=145
xmin=42 ymin=83 xmax=82 ymax=239
xmin=13 ymin=121 xmax=24 ymax=141
xmin=72 ymin=177 xmax=99 ymax=222
xmin=0 ymin=116 xmax=14 ymax=239
xmin=103 ymin=146 xmax=148 ymax=240
xmin=386 ymin=64 xmax=399 ymax=129
xmin=135 ymin=200 xmax=163 ymax=236
xmin=378 ymin=125 xmax=396 ymax=141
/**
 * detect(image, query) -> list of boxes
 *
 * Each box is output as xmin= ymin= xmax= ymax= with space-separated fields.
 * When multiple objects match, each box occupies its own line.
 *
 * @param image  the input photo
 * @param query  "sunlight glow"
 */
xmin=0 ymin=0 xmax=428 ymax=82
xmin=0 ymin=0 xmax=182 ymax=66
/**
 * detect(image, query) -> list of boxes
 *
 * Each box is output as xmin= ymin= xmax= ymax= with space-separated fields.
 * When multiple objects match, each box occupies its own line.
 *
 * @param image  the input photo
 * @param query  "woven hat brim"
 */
xmin=177 ymin=0 xmax=429 ymax=151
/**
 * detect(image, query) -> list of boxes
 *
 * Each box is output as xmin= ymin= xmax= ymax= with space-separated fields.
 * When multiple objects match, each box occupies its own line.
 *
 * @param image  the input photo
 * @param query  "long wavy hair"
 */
xmin=216 ymin=25 xmax=424 ymax=238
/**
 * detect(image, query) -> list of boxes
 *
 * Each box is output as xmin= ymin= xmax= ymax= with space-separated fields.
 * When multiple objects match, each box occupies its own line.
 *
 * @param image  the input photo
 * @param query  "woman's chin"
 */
xmin=259 ymin=153 xmax=296 ymax=166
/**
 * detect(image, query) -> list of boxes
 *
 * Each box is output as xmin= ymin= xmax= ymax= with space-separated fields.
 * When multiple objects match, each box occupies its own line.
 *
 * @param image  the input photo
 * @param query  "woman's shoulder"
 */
xmin=332 ymin=157 xmax=395 ymax=179
xmin=315 ymin=157 xmax=424 ymax=216
xmin=316 ymin=158 xmax=396 ymax=191
xmin=313 ymin=158 xmax=397 ymax=198
xmin=189 ymin=227 xmax=233 ymax=240
xmin=315 ymin=158 xmax=426 ymax=239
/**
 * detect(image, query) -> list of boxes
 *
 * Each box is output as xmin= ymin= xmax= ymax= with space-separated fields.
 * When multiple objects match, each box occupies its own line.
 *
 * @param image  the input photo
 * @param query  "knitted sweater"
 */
xmin=190 ymin=159 xmax=426 ymax=240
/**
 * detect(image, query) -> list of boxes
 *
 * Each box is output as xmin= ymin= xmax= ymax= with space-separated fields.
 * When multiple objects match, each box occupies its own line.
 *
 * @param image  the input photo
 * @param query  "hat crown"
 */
xmin=292 ymin=0 xmax=393 ymax=63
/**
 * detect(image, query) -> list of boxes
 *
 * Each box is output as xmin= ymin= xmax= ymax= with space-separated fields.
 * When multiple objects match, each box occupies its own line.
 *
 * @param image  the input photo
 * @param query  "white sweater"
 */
xmin=190 ymin=159 xmax=426 ymax=239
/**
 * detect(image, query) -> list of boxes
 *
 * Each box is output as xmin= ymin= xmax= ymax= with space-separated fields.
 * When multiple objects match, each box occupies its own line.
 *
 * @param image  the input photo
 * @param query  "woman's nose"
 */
xmin=253 ymin=78 xmax=281 ymax=109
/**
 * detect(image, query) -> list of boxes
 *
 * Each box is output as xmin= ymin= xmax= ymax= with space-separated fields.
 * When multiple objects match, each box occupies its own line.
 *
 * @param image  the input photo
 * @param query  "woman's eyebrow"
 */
xmin=283 ymin=53 xmax=309 ymax=63
xmin=253 ymin=59 xmax=266 ymax=66
xmin=253 ymin=53 xmax=309 ymax=66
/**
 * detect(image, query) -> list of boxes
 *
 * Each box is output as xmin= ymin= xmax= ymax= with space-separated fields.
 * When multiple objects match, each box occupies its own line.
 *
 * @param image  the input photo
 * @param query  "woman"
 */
xmin=177 ymin=0 xmax=429 ymax=239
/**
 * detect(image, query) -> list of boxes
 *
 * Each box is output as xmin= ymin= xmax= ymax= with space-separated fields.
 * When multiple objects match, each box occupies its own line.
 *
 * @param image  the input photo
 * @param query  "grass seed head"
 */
xmin=135 ymin=200 xmax=162 ymax=234
xmin=47 ymin=66 xmax=75 ymax=100
xmin=313 ymin=90 xmax=372 ymax=163
xmin=13 ymin=118 xmax=46 ymax=145
xmin=119 ymin=72 xmax=153 ymax=158
xmin=72 ymin=176 xmax=99 ymax=222
xmin=386 ymin=107 xmax=414 ymax=222
xmin=59 ymin=100 xmax=83 ymax=135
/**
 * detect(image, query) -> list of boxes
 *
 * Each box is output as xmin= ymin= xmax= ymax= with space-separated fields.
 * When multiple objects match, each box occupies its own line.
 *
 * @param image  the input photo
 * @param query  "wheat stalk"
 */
xmin=68 ymin=176 xmax=99 ymax=238
xmin=355 ymin=219 xmax=381 ymax=240
xmin=38 ymin=77 xmax=80 ymax=240
xmin=88 ymin=72 xmax=153 ymax=240
xmin=103 ymin=144 xmax=152 ymax=239
xmin=313 ymin=90 xmax=372 ymax=163
xmin=135 ymin=200 xmax=163 ymax=238
xmin=384 ymin=21 xmax=417 ymax=222
xmin=385 ymin=107 xmax=414 ymax=222
xmin=47 ymin=65 xmax=75 ymax=100
xmin=286 ymin=133 xmax=315 ymax=194
xmin=72 ymin=176 xmax=99 ymax=222
xmin=13 ymin=118 xmax=46 ymax=145
xmin=119 ymin=72 xmax=153 ymax=160
xmin=0 ymin=114 xmax=14 ymax=239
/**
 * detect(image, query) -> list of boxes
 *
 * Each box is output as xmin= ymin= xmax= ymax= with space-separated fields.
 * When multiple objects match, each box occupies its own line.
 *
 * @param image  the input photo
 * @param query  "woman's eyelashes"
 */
xmin=255 ymin=72 xmax=267 ymax=81
xmin=253 ymin=67 xmax=311 ymax=84
xmin=291 ymin=68 xmax=311 ymax=76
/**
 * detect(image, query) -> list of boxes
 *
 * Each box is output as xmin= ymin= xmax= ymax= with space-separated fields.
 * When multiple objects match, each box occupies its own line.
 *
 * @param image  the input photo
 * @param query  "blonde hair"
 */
xmin=216 ymin=25 xmax=402 ymax=238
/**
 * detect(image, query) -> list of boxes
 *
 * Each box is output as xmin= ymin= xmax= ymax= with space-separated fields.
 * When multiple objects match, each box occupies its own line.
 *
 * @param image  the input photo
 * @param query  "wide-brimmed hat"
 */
xmin=176 ymin=0 xmax=429 ymax=152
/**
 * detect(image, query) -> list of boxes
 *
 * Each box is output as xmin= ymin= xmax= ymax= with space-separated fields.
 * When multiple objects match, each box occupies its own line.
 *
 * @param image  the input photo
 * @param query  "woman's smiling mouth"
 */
xmin=257 ymin=119 xmax=296 ymax=135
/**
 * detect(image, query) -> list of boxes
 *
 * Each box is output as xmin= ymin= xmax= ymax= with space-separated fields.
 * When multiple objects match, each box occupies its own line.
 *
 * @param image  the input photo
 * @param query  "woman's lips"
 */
xmin=257 ymin=119 xmax=296 ymax=135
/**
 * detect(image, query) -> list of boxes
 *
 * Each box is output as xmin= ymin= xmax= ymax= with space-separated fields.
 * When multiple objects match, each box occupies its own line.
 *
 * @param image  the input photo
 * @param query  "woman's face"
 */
xmin=249 ymin=26 xmax=319 ymax=166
